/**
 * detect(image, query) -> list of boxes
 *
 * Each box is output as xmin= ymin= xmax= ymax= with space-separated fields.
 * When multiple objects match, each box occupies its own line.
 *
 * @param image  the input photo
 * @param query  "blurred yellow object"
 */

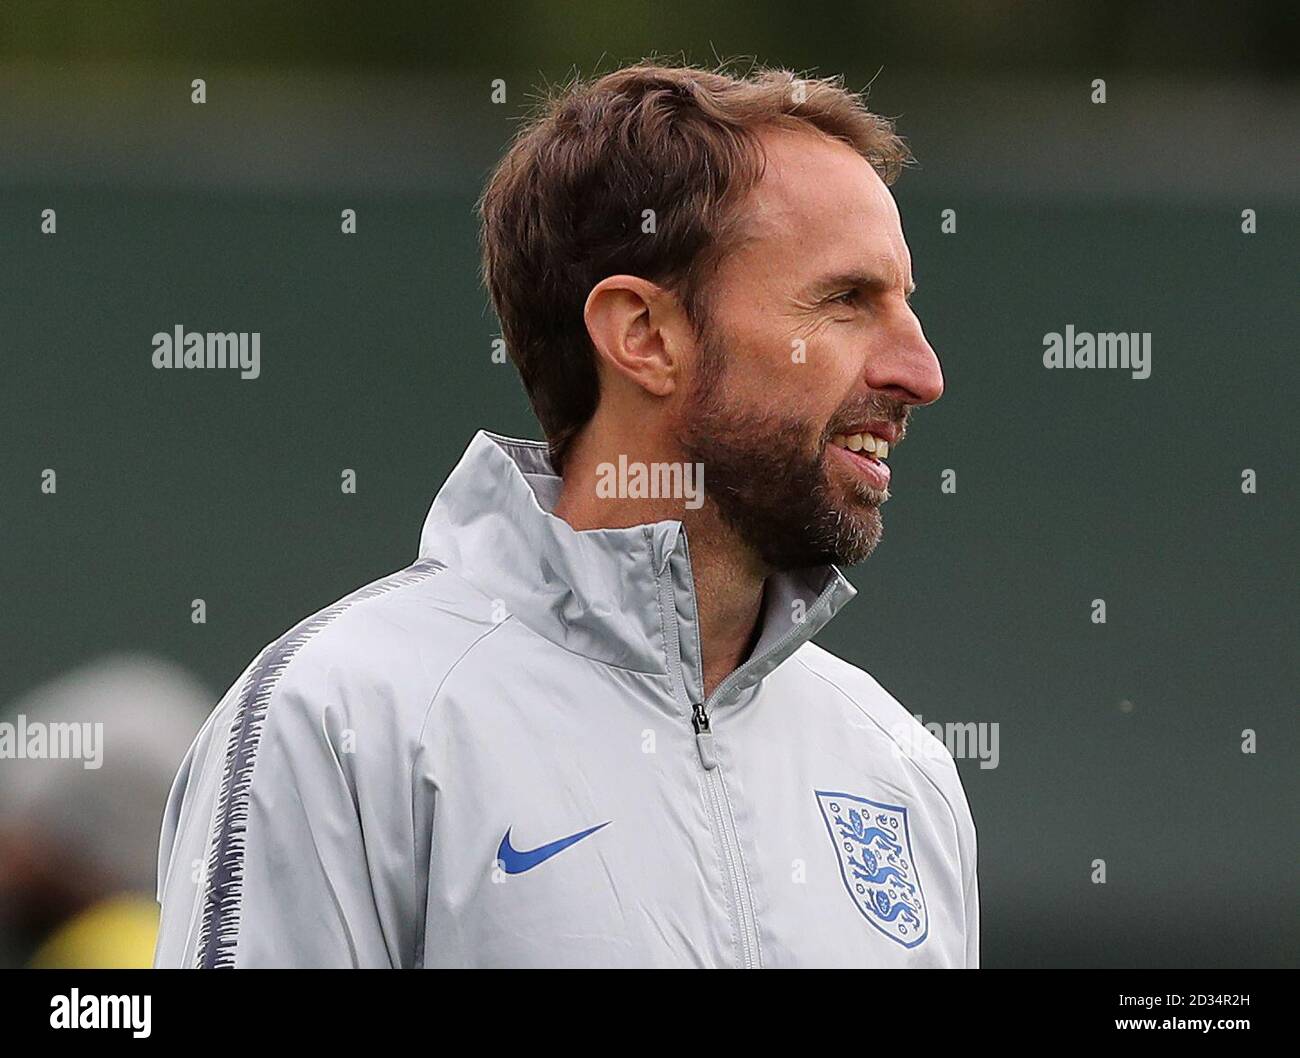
xmin=28 ymin=894 xmax=160 ymax=969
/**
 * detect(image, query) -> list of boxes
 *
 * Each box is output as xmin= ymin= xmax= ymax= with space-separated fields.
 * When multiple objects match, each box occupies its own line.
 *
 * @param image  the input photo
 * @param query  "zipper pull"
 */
xmin=692 ymin=702 xmax=718 ymax=770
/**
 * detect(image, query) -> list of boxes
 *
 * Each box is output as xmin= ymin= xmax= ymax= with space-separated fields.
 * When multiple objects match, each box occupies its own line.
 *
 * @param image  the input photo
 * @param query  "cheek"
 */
xmin=797 ymin=325 xmax=862 ymax=419
xmin=711 ymin=318 xmax=804 ymax=395
xmin=714 ymin=311 xmax=855 ymax=425
xmin=753 ymin=318 xmax=843 ymax=381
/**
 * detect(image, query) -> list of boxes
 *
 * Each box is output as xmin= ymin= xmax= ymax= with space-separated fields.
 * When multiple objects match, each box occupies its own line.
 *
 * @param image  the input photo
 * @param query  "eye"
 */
xmin=828 ymin=289 xmax=861 ymax=307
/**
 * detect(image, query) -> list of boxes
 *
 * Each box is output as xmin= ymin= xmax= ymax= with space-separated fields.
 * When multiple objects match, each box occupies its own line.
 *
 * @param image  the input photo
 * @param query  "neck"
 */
xmin=552 ymin=428 xmax=770 ymax=700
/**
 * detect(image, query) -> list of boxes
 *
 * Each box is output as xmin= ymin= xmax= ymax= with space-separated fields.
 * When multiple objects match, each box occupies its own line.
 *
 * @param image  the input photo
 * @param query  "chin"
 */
xmin=830 ymin=504 xmax=884 ymax=567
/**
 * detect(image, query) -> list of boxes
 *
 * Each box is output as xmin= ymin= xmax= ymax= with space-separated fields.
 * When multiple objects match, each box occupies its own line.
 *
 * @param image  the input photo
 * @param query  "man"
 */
xmin=0 ymin=655 xmax=208 ymax=967
xmin=155 ymin=62 xmax=977 ymax=968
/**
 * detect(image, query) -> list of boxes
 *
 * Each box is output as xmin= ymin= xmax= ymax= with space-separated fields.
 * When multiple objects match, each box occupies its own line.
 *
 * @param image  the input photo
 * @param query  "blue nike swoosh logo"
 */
xmin=497 ymin=821 xmax=611 ymax=874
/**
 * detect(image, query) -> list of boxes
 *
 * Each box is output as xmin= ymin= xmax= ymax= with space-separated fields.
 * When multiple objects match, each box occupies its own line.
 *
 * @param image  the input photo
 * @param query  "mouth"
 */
xmin=828 ymin=429 xmax=894 ymax=491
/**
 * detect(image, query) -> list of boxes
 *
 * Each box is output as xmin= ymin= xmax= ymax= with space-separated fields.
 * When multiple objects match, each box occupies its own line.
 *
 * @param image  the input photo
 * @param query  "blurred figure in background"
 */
xmin=0 ymin=654 xmax=208 ymax=967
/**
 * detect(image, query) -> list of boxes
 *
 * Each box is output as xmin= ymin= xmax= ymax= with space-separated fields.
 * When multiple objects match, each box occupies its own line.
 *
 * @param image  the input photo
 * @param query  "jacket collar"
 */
xmin=419 ymin=431 xmax=856 ymax=705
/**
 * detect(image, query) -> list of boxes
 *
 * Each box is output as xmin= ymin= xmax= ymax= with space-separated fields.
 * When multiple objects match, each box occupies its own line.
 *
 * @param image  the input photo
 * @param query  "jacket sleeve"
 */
xmin=154 ymin=647 xmax=428 ymax=968
xmin=957 ymin=786 xmax=980 ymax=969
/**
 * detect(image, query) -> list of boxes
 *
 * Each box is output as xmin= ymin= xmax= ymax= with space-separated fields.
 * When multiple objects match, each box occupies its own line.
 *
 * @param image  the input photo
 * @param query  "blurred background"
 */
xmin=1 ymin=1 xmax=1296 ymax=967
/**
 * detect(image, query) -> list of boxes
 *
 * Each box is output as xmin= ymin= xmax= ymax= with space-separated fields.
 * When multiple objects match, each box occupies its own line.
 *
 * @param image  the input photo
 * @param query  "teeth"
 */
xmin=833 ymin=432 xmax=891 ymax=459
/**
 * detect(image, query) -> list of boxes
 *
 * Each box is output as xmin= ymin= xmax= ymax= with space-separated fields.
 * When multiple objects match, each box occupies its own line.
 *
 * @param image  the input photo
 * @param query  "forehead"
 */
xmin=731 ymin=126 xmax=908 ymax=283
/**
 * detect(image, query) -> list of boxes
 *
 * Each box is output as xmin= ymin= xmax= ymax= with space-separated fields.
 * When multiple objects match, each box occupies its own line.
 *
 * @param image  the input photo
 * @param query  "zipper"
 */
xmin=687 ymin=578 xmax=846 ymax=970
xmin=692 ymin=699 xmax=759 ymax=967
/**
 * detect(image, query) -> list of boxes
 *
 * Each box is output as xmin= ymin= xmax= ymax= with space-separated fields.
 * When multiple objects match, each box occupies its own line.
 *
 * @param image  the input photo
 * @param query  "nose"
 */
xmin=864 ymin=307 xmax=944 ymax=406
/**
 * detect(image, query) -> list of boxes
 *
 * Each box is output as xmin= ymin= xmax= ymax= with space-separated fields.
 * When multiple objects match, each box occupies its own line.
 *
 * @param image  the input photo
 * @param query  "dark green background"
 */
xmin=2 ymin=1 xmax=1296 ymax=968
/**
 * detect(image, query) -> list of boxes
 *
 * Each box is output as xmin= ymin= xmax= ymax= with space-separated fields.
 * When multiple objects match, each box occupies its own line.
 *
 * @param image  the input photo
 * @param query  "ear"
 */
xmin=583 ymin=275 xmax=686 ymax=398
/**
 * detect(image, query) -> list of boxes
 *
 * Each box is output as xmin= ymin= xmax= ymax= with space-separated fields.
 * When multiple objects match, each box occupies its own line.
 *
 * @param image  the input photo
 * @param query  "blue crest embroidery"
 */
xmin=815 ymin=790 xmax=929 ymax=948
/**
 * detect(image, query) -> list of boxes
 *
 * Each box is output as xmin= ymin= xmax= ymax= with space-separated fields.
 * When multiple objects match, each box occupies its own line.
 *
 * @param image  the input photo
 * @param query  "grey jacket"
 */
xmin=155 ymin=430 xmax=979 ymax=968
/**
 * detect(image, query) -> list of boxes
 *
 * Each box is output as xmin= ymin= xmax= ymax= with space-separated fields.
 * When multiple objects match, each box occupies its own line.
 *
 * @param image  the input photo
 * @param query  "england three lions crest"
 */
xmin=815 ymin=790 xmax=929 ymax=948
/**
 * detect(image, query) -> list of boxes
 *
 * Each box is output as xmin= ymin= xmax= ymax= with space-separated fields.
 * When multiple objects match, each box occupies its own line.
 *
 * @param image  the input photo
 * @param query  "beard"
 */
xmin=676 ymin=325 xmax=906 ymax=572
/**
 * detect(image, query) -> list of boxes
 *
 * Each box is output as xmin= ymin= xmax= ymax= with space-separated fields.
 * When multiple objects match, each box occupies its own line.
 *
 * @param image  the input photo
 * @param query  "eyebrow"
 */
xmin=813 ymin=269 xmax=916 ymax=301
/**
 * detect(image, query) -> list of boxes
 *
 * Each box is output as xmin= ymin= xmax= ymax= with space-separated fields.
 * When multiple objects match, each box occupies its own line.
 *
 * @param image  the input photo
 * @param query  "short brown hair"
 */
xmin=478 ymin=62 xmax=911 ymax=472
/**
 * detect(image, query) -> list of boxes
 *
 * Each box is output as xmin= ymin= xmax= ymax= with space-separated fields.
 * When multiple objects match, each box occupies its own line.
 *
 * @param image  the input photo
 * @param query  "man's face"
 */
xmin=677 ymin=127 xmax=944 ymax=571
